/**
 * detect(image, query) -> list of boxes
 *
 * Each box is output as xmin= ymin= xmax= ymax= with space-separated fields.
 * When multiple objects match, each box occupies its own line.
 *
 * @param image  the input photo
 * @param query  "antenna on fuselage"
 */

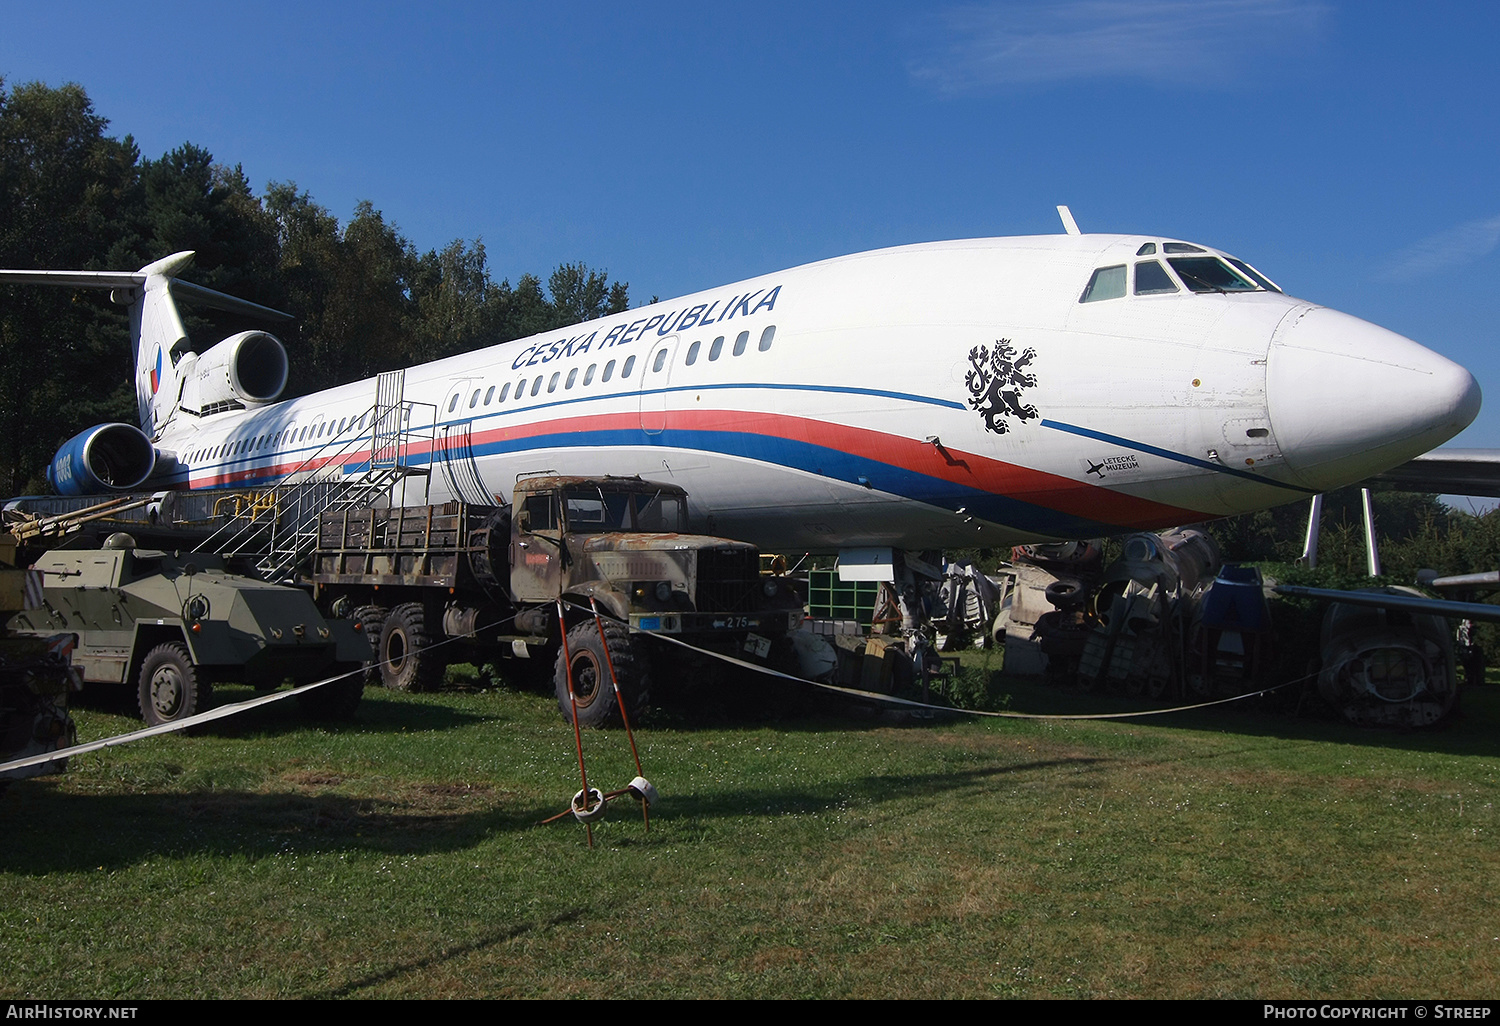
xmin=1057 ymin=205 xmax=1081 ymax=236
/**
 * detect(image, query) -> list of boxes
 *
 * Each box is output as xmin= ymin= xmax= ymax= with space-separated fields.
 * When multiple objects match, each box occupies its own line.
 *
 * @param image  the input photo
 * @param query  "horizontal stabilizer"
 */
xmin=0 ymin=250 xmax=293 ymax=322
xmin=0 ymin=268 xmax=145 ymax=288
xmin=169 ymin=279 xmax=294 ymax=322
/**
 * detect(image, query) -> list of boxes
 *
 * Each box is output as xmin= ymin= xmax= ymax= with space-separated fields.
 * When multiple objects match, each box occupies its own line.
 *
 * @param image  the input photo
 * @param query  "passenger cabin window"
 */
xmin=733 ymin=331 xmax=748 ymax=356
xmin=448 ymin=395 xmax=459 ymax=413
xmin=484 ymin=386 xmax=495 ymax=405
xmin=1080 ymin=265 xmax=1126 ymax=303
xmin=499 ymin=382 xmax=511 ymax=402
xmin=566 ymin=367 xmax=577 ymax=389
xmin=1134 ymin=260 xmax=1179 ymax=295
xmin=531 ymin=375 xmax=543 ymax=396
xmin=709 ymin=335 xmax=724 ymax=360
xmin=603 ymin=360 xmax=615 ymax=382
xmin=759 ymin=325 xmax=775 ymax=351
xmin=583 ymin=364 xmax=596 ymax=385
xmin=469 ymin=389 xmax=480 ymax=409
xmin=622 ymin=355 xmax=636 ymax=377
xmin=686 ymin=341 xmax=700 ymax=365
xmin=547 ymin=372 xmax=559 ymax=393
xmin=653 ymin=348 xmax=668 ymax=373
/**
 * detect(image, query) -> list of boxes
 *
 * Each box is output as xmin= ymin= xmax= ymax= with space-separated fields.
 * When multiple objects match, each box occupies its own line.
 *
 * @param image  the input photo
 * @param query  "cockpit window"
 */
xmin=1167 ymin=256 xmax=1259 ymax=293
xmin=1162 ymin=242 xmax=1206 ymax=254
xmin=1226 ymin=257 xmax=1282 ymax=293
xmin=1080 ymin=264 xmax=1126 ymax=303
xmin=1134 ymin=260 xmax=1179 ymax=295
xmin=1136 ymin=242 xmax=1157 ymax=255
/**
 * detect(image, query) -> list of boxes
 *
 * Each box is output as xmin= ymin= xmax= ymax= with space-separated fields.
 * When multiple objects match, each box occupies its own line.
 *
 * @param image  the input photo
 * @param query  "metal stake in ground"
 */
xmin=556 ymin=597 xmax=596 ymax=848
xmin=590 ymin=596 xmax=650 ymax=831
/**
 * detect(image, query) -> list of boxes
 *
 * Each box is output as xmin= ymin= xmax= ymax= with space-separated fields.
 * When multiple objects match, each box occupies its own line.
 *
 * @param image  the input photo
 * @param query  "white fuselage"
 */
xmin=151 ymin=234 xmax=1481 ymax=552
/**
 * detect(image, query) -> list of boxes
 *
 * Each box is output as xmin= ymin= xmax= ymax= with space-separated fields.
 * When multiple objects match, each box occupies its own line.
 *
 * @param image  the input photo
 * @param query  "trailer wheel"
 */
xmin=351 ymin=605 xmax=387 ymax=686
xmin=379 ymin=603 xmax=446 ymax=691
xmin=555 ymin=620 xmax=646 ymax=728
xmin=298 ymin=663 xmax=365 ymax=720
xmin=138 ymin=642 xmax=211 ymax=726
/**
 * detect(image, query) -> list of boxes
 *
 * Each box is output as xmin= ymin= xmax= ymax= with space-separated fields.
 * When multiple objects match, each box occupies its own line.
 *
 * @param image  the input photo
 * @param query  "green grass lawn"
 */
xmin=3 ymin=667 xmax=1497 ymax=999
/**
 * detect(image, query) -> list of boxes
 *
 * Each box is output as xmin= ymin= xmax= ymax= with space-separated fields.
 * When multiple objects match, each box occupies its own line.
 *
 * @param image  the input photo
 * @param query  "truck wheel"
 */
xmin=138 ymin=642 xmax=211 ymax=726
xmin=352 ymin=605 xmax=387 ymax=686
xmin=379 ymin=603 xmax=446 ymax=691
xmin=298 ymin=663 xmax=365 ymax=720
xmin=555 ymin=620 xmax=646 ymax=728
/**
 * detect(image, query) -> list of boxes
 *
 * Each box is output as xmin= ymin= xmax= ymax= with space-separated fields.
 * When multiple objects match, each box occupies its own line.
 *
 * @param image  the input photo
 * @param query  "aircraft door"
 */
xmin=639 ymin=335 xmax=680 ymax=436
xmin=435 ymin=378 xmax=494 ymax=504
xmin=441 ymin=379 xmax=475 ymax=424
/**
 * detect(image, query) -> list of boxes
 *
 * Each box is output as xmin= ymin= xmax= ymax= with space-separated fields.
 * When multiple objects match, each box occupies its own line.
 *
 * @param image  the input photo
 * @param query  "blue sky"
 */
xmin=5 ymin=1 xmax=1500 ymax=454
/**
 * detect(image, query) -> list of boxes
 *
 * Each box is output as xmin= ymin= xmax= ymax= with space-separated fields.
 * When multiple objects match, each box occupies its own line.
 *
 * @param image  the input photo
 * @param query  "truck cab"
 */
xmin=509 ymin=475 xmax=801 ymax=636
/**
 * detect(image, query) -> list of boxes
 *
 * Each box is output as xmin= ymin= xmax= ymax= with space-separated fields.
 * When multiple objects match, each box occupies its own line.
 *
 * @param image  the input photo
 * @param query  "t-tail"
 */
xmin=0 ymin=251 xmax=293 ymax=494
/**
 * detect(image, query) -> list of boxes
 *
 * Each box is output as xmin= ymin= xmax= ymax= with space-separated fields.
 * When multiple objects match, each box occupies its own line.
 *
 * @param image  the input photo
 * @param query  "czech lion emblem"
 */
xmin=965 ymin=338 xmax=1039 ymax=434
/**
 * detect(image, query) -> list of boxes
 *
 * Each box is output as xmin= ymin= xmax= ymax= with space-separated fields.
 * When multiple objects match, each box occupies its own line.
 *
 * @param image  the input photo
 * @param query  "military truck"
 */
xmin=309 ymin=475 xmax=805 ymax=726
xmin=9 ymin=534 xmax=369 ymax=725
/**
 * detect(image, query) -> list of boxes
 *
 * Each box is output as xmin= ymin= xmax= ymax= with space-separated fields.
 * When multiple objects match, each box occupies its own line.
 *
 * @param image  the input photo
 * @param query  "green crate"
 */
xmin=806 ymin=569 xmax=880 ymax=626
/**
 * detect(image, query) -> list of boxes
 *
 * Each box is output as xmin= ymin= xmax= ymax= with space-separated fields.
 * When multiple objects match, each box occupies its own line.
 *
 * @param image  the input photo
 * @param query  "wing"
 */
xmin=1369 ymin=448 xmax=1500 ymax=498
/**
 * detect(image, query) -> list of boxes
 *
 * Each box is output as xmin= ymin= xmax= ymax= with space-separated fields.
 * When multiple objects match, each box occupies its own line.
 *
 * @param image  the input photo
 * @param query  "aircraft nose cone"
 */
xmin=1267 ymin=306 xmax=1480 ymax=491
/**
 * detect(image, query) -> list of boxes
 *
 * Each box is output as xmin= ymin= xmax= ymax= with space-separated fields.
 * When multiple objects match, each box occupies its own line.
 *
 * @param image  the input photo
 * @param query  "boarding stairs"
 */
xmin=196 ymin=370 xmax=437 ymax=583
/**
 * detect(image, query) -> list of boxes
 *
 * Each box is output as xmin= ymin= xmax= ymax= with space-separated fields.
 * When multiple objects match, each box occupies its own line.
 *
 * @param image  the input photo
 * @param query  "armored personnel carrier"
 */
xmin=9 ymin=534 xmax=369 ymax=725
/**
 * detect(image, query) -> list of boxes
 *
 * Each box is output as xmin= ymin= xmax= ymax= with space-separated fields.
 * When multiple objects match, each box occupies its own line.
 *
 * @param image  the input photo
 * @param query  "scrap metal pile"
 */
xmin=991 ymin=529 xmax=1465 ymax=727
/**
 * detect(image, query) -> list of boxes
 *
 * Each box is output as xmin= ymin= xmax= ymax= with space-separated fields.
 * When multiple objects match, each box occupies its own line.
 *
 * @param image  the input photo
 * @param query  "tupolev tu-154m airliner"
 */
xmin=1 ymin=210 xmax=1482 ymax=559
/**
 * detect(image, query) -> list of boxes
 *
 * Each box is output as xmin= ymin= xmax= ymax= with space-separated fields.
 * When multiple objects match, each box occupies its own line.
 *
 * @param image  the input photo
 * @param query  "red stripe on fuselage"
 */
xmin=180 ymin=407 xmax=1207 ymax=528
xmin=466 ymin=407 xmax=1209 ymax=528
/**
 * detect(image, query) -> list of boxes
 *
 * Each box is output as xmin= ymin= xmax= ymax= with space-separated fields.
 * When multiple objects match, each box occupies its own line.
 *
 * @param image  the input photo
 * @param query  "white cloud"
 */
xmin=908 ymin=0 xmax=1328 ymax=93
xmin=1379 ymin=215 xmax=1500 ymax=281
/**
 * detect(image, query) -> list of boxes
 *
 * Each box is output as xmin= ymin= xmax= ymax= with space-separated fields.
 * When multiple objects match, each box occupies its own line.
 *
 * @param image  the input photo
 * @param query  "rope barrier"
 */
xmin=0 ymin=661 xmax=370 ymax=775
xmin=559 ymin=598 xmax=1310 ymax=721
xmin=0 ymin=606 xmax=525 ymax=777
xmin=2 ymin=594 xmax=1312 ymax=787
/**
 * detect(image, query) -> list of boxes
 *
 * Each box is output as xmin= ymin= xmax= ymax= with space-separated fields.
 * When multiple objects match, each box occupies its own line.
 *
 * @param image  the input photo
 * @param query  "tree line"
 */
xmin=4 ymin=78 xmax=1496 ymax=584
xmin=0 ymin=78 xmax=630 ymax=494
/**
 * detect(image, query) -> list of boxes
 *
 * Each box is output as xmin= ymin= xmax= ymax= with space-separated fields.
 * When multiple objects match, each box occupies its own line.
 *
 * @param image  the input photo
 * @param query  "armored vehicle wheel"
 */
xmin=298 ymin=663 xmax=365 ymax=720
xmin=351 ymin=605 xmax=387 ymax=686
xmin=378 ymin=603 xmax=446 ymax=691
xmin=138 ymin=642 xmax=211 ymax=726
xmin=555 ymin=620 xmax=646 ymax=728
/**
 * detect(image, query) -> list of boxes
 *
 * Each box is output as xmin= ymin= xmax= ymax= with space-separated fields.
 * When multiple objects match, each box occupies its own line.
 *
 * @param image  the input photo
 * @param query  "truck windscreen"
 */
xmin=563 ymin=489 xmax=686 ymax=532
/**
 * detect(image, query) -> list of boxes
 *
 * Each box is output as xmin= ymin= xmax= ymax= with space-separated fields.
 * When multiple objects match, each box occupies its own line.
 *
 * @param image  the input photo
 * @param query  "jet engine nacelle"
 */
xmin=177 ymin=330 xmax=288 ymax=414
xmin=48 ymin=423 xmax=157 ymax=496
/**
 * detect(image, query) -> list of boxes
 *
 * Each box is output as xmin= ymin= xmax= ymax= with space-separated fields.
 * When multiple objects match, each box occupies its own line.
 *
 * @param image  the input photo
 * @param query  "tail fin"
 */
xmin=0 ymin=252 xmax=292 ymax=439
xmin=133 ymin=252 xmax=195 ymax=435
